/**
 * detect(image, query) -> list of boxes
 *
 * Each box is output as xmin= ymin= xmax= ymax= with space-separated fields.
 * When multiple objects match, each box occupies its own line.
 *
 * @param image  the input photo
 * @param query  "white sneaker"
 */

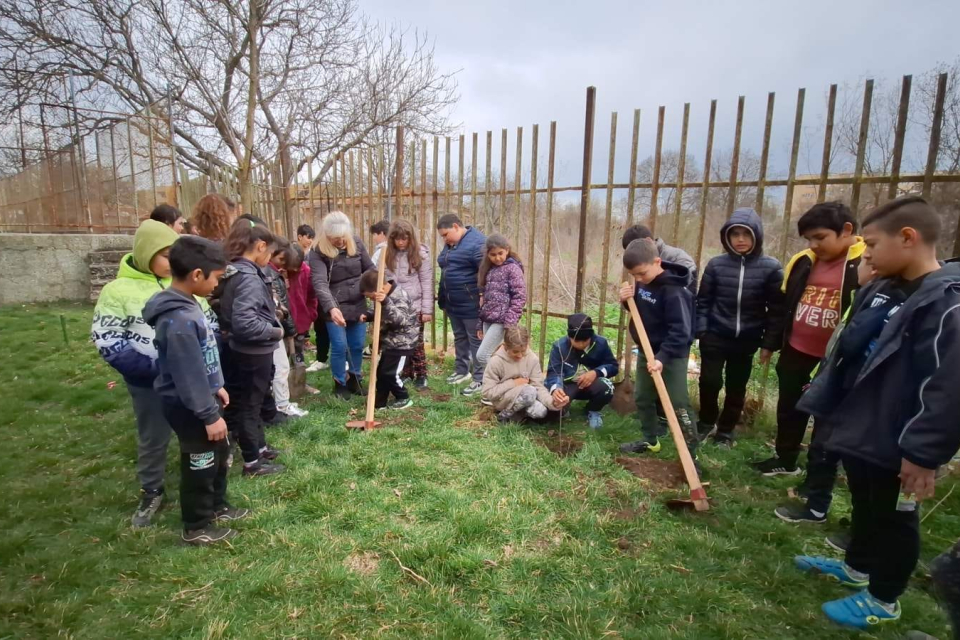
xmin=279 ymin=404 xmax=309 ymax=418
xmin=306 ymin=361 xmax=328 ymax=372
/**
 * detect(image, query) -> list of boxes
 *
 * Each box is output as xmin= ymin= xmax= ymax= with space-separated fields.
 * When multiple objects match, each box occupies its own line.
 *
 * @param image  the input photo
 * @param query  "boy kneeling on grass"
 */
xmin=792 ymin=197 xmax=960 ymax=630
xmin=483 ymin=326 xmax=566 ymax=423
xmin=617 ymin=238 xmax=699 ymax=469
xmin=359 ymin=270 xmax=419 ymax=411
xmin=144 ymin=236 xmax=249 ymax=545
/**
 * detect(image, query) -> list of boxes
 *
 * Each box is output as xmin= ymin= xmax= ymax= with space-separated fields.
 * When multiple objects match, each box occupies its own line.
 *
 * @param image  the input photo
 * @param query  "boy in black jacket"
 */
xmin=617 ymin=239 xmax=698 ymax=458
xmin=696 ymin=208 xmax=784 ymax=446
xmin=144 ymin=236 xmax=249 ymax=545
xmin=793 ymin=197 xmax=960 ymax=630
xmin=360 ymin=271 xmax=420 ymax=411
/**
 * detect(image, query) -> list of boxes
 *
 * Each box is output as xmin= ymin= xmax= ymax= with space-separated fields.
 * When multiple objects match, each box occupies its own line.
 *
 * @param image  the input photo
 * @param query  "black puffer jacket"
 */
xmin=308 ymin=237 xmax=375 ymax=323
xmin=696 ymin=208 xmax=785 ymax=350
xmin=218 ymin=258 xmax=283 ymax=355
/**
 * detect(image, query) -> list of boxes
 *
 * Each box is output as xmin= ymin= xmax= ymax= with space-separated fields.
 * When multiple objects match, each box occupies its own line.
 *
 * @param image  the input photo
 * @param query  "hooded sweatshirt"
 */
xmin=696 ymin=208 xmax=785 ymax=349
xmin=144 ymin=288 xmax=224 ymax=426
xmin=482 ymin=346 xmax=559 ymax=413
xmin=798 ymin=263 xmax=960 ymax=471
xmin=626 ymin=261 xmax=695 ymax=362
xmin=91 ymin=220 xmax=183 ymax=387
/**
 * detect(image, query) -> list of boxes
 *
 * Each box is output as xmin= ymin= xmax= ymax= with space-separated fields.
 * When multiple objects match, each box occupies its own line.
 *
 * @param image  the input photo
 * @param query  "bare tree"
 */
xmin=0 ymin=0 xmax=458 ymax=212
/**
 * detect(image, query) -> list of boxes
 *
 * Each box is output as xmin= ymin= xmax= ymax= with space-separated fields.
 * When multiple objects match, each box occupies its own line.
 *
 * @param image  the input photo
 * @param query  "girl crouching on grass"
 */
xmin=476 ymin=234 xmax=526 ymax=377
xmin=481 ymin=326 xmax=566 ymax=423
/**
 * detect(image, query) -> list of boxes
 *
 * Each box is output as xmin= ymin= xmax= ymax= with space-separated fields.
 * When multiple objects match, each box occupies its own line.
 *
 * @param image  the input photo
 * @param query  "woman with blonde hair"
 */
xmin=308 ymin=211 xmax=375 ymax=397
xmin=384 ymin=219 xmax=433 ymax=388
xmin=191 ymin=194 xmax=235 ymax=242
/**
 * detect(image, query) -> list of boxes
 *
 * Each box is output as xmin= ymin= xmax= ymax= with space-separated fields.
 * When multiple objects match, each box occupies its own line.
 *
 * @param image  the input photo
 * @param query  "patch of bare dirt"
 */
xmin=615 ymin=456 xmax=686 ymax=490
xmin=539 ymin=431 xmax=584 ymax=457
xmin=343 ymin=551 xmax=380 ymax=577
xmin=610 ymin=379 xmax=636 ymax=416
xmin=612 ymin=504 xmax=649 ymax=520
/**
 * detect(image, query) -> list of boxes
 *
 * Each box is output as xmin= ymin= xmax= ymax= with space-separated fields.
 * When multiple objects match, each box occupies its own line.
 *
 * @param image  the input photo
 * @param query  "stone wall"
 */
xmin=0 ymin=234 xmax=133 ymax=305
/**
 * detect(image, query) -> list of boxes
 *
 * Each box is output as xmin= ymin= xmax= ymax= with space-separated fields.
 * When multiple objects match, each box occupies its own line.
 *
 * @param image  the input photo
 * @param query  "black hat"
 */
xmin=567 ymin=313 xmax=594 ymax=341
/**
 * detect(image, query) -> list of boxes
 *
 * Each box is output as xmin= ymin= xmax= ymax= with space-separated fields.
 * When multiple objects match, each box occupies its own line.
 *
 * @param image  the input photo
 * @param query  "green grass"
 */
xmin=1 ymin=302 xmax=957 ymax=639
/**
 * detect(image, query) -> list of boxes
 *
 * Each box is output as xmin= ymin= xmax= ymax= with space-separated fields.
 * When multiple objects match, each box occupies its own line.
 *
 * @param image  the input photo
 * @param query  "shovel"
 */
xmin=623 ymin=281 xmax=709 ymax=512
xmin=347 ymin=250 xmax=386 ymax=431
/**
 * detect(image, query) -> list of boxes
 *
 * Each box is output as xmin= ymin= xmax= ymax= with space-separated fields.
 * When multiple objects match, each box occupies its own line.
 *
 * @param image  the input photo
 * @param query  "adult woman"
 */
xmin=191 ymin=194 xmax=235 ymax=242
xmin=384 ymin=219 xmax=434 ymax=388
xmin=308 ymin=211 xmax=374 ymax=397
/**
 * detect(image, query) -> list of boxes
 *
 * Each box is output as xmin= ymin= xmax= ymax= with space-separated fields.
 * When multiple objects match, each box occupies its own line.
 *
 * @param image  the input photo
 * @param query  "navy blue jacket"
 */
xmin=696 ymin=208 xmax=785 ymax=350
xmin=627 ymin=261 xmax=695 ymax=362
xmin=144 ymin=288 xmax=224 ymax=426
xmin=544 ymin=335 xmax=619 ymax=392
xmin=218 ymin=258 xmax=283 ymax=355
xmin=798 ymin=264 xmax=960 ymax=471
xmin=437 ymin=226 xmax=486 ymax=318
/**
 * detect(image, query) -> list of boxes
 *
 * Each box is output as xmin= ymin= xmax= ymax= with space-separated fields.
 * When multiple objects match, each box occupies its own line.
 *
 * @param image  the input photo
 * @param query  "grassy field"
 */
xmin=1 ymin=302 xmax=957 ymax=639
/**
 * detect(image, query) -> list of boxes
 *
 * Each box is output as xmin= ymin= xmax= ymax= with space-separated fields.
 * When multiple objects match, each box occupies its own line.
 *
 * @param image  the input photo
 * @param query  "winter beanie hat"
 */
xmin=567 ymin=313 xmax=595 ymax=341
xmin=132 ymin=219 xmax=180 ymax=273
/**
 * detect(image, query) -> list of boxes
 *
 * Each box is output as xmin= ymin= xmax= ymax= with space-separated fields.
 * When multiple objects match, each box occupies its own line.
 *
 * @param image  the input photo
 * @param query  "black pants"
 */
xmin=698 ymin=333 xmax=757 ymax=434
xmin=563 ymin=377 xmax=614 ymax=412
xmin=931 ymin=539 xmax=960 ymax=639
xmin=314 ymin=303 xmax=329 ymax=363
xmin=222 ymin=346 xmax=272 ymax=463
xmin=375 ymin=351 xmax=410 ymax=408
xmin=843 ymin=455 xmax=920 ymax=603
xmin=774 ymin=344 xmax=821 ymax=466
xmin=161 ymin=398 xmax=229 ymax=532
xmin=804 ymin=421 xmax=841 ymax=514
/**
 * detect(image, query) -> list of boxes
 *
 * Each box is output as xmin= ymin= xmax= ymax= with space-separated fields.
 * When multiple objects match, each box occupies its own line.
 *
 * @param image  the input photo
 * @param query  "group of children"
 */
xmin=91 ymin=194 xmax=960 ymax=634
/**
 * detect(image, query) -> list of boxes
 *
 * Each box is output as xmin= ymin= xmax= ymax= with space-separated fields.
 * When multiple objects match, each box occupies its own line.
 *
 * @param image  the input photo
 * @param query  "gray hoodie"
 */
xmin=144 ymin=288 xmax=224 ymax=426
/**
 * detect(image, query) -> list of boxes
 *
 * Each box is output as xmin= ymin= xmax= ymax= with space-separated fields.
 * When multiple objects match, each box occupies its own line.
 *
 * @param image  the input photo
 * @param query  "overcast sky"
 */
xmin=362 ymin=0 xmax=960 ymax=188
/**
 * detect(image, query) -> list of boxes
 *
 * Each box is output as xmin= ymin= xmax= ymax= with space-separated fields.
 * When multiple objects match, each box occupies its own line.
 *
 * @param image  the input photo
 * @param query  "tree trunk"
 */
xmin=238 ymin=0 xmax=260 ymax=213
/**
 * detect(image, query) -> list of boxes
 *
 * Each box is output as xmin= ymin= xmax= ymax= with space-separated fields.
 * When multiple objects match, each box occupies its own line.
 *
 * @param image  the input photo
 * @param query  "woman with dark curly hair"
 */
xmin=191 ymin=194 xmax=235 ymax=242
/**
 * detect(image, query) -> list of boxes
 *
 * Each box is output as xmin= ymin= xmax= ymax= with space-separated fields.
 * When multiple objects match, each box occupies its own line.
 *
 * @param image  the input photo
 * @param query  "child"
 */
xmin=296 ymin=224 xmax=316 ymax=252
xmin=752 ymin=202 xmax=865 ymax=477
xmin=92 ymin=219 xmax=181 ymax=527
xmin=143 ymin=236 xmax=248 ymax=545
xmin=483 ymin=326 xmax=565 ymax=422
xmin=267 ymin=240 xmax=307 ymax=418
xmin=476 ymin=234 xmax=527 ymax=376
xmin=617 ymin=239 xmax=698 ymax=458
xmin=369 ymin=219 xmax=390 ymax=266
xmin=359 ymin=270 xmax=419 ymax=410
xmin=286 ymin=244 xmax=318 ymax=366
xmin=695 ymin=208 xmax=784 ymax=446
xmin=297 ymin=224 xmax=329 ymax=373
xmin=384 ymin=219 xmax=434 ymax=388
xmin=774 ymin=257 xmax=876 ymax=525
xmin=792 ymin=196 xmax=960 ymax=630
xmin=218 ymin=222 xmax=285 ymax=477
xmin=544 ymin=314 xmax=618 ymax=429
xmin=622 ymin=223 xmax=698 ymax=294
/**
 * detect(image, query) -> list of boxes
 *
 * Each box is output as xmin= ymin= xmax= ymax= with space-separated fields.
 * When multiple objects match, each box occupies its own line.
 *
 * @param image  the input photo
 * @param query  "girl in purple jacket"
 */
xmin=476 ymin=234 xmax=527 ymax=376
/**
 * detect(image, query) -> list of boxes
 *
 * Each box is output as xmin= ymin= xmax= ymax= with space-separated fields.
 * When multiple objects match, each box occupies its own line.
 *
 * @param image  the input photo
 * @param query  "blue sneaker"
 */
xmin=795 ymin=556 xmax=869 ymax=588
xmin=587 ymin=411 xmax=603 ymax=430
xmin=822 ymin=591 xmax=901 ymax=630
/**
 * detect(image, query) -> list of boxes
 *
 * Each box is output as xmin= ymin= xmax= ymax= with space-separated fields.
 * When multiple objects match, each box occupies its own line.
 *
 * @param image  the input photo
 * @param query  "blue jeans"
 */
xmin=327 ymin=320 xmax=366 ymax=385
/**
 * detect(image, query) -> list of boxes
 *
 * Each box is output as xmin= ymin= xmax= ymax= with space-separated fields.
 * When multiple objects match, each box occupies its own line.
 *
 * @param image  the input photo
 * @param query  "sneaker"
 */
xmin=181 ymin=526 xmax=238 ymax=546
xmin=795 ymin=556 xmax=870 ymax=588
xmin=619 ymin=438 xmax=661 ymax=454
xmin=242 ymin=461 xmax=286 ymax=477
xmin=480 ymin=397 xmax=493 ymax=407
xmin=213 ymin=506 xmax=251 ymax=522
xmin=278 ymin=404 xmax=309 ymax=418
xmin=587 ymin=411 xmax=603 ymax=430
xmin=697 ymin=422 xmax=717 ymax=442
xmin=362 ymin=345 xmax=372 ymax=359
xmin=775 ymin=504 xmax=827 ymax=524
xmin=496 ymin=410 xmax=517 ymax=424
xmin=752 ymin=456 xmax=802 ymax=477
xmin=389 ymin=398 xmax=413 ymax=410
xmin=446 ymin=372 xmax=472 ymax=385
xmin=131 ymin=489 xmax=163 ymax=528
xmin=712 ymin=432 xmax=735 ymax=448
xmin=306 ymin=360 xmax=328 ymax=372
xmin=826 ymin=531 xmax=852 ymax=553
xmin=258 ymin=447 xmax=280 ymax=461
xmin=263 ymin=412 xmax=291 ymax=427
xmin=415 ymin=377 xmax=428 ymax=389
xmin=822 ymin=591 xmax=900 ymax=630
xmin=461 ymin=381 xmax=483 ymax=397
